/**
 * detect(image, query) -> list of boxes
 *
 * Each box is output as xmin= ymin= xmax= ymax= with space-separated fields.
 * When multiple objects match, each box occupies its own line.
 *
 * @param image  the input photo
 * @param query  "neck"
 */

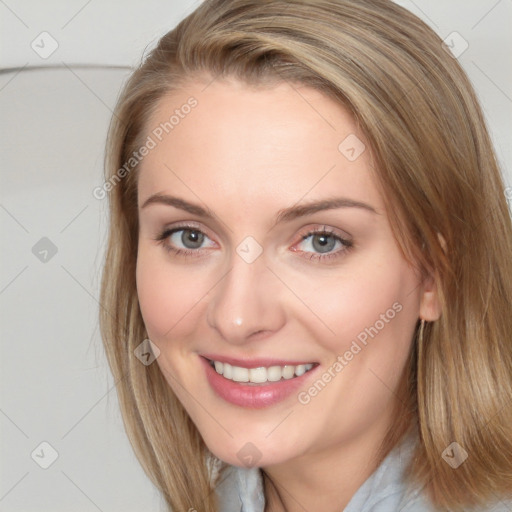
xmin=262 ymin=415 xmax=409 ymax=512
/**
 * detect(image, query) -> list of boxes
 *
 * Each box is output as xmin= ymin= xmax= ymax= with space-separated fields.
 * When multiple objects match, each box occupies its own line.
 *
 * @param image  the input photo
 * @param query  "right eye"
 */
xmin=155 ymin=225 xmax=216 ymax=257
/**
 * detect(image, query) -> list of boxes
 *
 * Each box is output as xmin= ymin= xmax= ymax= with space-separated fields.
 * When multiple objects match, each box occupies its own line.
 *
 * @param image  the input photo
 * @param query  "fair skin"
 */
xmin=135 ymin=75 xmax=441 ymax=512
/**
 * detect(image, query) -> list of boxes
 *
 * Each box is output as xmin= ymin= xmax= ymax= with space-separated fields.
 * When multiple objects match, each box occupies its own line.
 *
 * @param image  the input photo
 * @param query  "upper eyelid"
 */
xmin=298 ymin=225 xmax=352 ymax=242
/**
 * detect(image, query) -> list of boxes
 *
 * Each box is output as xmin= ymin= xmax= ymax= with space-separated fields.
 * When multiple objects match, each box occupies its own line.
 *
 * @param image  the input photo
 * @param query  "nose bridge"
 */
xmin=207 ymin=244 xmax=284 ymax=342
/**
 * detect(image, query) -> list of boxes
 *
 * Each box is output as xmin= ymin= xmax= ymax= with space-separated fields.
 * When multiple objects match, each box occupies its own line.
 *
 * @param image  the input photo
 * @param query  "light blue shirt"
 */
xmin=213 ymin=434 xmax=512 ymax=511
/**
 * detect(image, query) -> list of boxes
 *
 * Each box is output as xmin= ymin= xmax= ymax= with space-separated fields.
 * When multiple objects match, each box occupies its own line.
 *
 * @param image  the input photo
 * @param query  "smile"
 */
xmin=208 ymin=359 xmax=315 ymax=384
xmin=201 ymin=355 xmax=320 ymax=407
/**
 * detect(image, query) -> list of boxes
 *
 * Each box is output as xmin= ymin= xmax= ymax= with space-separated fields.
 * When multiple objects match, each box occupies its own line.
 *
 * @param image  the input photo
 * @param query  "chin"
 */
xmin=203 ymin=430 xmax=302 ymax=469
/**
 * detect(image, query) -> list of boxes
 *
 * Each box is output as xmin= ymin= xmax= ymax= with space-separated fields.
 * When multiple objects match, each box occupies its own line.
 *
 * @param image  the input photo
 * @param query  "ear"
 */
xmin=419 ymin=233 xmax=445 ymax=321
xmin=419 ymin=273 xmax=442 ymax=321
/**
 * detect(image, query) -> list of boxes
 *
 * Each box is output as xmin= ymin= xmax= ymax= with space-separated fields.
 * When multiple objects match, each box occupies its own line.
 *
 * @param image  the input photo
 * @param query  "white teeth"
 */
xmin=232 ymin=366 xmax=249 ymax=382
xmin=223 ymin=362 xmax=233 ymax=379
xmin=249 ymin=367 xmax=267 ymax=383
xmin=282 ymin=365 xmax=295 ymax=379
xmin=267 ymin=366 xmax=282 ymax=382
xmin=210 ymin=360 xmax=314 ymax=383
xmin=295 ymin=364 xmax=306 ymax=376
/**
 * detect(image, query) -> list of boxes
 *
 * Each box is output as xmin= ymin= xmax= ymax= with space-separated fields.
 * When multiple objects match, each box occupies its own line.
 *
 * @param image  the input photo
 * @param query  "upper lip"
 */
xmin=201 ymin=354 xmax=317 ymax=369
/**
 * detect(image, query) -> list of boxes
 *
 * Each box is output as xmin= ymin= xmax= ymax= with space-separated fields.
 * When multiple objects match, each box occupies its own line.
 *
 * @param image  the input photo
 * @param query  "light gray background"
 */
xmin=1 ymin=1 xmax=511 ymax=511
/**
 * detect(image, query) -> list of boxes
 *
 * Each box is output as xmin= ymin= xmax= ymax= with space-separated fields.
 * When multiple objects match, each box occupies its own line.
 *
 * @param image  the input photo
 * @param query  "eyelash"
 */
xmin=154 ymin=223 xmax=354 ymax=262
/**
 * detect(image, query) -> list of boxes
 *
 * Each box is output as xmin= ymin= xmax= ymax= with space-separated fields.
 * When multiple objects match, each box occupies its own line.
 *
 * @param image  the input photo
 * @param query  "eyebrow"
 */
xmin=140 ymin=193 xmax=378 ymax=223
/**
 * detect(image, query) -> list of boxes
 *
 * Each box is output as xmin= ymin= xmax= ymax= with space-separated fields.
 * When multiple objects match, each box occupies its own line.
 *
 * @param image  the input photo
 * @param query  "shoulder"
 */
xmin=343 ymin=433 xmax=512 ymax=512
xmin=397 ymin=497 xmax=512 ymax=512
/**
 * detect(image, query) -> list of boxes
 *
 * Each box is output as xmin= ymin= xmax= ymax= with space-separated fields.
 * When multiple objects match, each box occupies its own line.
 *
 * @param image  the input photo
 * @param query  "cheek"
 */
xmin=135 ymin=247 xmax=208 ymax=339
xmin=295 ymin=256 xmax=419 ymax=357
xmin=289 ymin=260 xmax=419 ymax=441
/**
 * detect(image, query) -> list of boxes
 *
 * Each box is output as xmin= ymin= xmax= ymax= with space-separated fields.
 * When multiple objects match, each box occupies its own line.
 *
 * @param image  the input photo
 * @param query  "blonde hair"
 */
xmin=99 ymin=0 xmax=512 ymax=510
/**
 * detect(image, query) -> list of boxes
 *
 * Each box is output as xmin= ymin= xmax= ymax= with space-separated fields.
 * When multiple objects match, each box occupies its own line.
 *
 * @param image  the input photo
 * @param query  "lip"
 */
xmin=201 ymin=353 xmax=317 ymax=369
xmin=200 ymin=355 xmax=319 ymax=409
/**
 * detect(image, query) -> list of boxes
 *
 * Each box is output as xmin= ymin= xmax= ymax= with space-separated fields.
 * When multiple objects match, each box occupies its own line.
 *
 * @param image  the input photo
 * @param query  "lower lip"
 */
xmin=200 ymin=356 xmax=318 ymax=408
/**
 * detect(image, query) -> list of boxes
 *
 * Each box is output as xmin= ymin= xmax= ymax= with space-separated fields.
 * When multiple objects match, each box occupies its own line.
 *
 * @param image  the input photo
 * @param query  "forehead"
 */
xmin=137 ymin=77 xmax=383 ymax=215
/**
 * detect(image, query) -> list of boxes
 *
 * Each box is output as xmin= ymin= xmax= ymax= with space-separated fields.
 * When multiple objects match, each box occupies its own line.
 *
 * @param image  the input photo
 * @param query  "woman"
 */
xmin=99 ymin=0 xmax=512 ymax=510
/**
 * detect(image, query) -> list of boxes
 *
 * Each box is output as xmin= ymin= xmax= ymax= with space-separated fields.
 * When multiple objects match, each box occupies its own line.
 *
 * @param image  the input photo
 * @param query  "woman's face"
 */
xmin=136 ymin=76 xmax=439 ymax=468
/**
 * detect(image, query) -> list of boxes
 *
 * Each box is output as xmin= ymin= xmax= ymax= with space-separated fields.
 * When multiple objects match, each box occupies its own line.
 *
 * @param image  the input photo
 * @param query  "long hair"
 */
xmin=99 ymin=0 xmax=512 ymax=510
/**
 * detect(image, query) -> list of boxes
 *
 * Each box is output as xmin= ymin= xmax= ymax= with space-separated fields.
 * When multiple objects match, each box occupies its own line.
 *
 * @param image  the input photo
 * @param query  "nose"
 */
xmin=206 ymin=248 xmax=286 ymax=344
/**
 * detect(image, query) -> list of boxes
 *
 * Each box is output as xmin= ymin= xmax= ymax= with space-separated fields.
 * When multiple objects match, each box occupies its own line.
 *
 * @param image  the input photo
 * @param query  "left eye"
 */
xmin=296 ymin=232 xmax=349 ymax=254
xmin=303 ymin=233 xmax=343 ymax=253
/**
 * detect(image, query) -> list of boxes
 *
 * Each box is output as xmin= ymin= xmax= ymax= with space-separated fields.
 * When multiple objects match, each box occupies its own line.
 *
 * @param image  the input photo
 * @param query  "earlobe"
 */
xmin=419 ymin=273 xmax=442 ymax=321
